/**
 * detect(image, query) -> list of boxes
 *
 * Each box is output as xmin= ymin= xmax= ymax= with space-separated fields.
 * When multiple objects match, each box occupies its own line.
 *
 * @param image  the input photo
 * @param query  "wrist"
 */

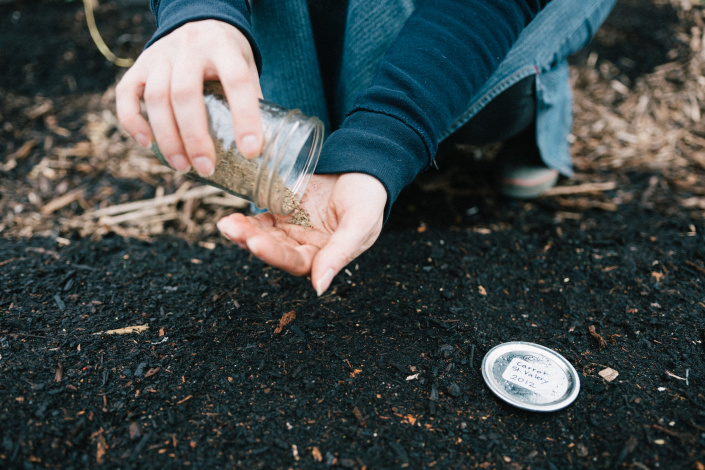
xmin=147 ymin=0 xmax=262 ymax=72
xmin=315 ymin=111 xmax=429 ymax=221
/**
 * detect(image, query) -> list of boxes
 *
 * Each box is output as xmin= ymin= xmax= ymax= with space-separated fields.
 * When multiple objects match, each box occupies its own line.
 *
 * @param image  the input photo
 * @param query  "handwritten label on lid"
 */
xmin=501 ymin=356 xmax=569 ymax=398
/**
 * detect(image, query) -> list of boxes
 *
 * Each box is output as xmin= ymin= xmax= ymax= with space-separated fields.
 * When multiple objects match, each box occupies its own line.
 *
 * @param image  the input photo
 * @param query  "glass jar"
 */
xmin=152 ymin=82 xmax=323 ymax=216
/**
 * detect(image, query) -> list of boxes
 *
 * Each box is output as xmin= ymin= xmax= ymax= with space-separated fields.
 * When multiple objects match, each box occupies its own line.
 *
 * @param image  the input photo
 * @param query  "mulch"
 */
xmin=1 ymin=0 xmax=705 ymax=468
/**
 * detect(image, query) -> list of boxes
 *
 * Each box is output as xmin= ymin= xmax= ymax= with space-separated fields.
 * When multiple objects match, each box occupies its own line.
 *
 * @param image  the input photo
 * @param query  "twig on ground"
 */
xmin=589 ymin=325 xmax=608 ymax=348
xmin=41 ymin=186 xmax=87 ymax=215
xmin=82 ymin=185 xmax=223 ymax=219
xmin=543 ymin=181 xmax=617 ymax=196
xmin=94 ymin=325 xmax=149 ymax=336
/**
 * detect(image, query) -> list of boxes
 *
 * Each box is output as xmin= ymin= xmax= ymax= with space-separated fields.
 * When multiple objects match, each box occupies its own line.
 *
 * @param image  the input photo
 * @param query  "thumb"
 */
xmin=310 ymin=216 xmax=381 ymax=297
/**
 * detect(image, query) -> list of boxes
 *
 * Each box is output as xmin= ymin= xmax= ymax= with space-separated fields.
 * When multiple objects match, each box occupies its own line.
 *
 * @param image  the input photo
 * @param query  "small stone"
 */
xmin=448 ymin=382 xmax=462 ymax=397
xmin=430 ymin=384 xmax=439 ymax=401
xmin=129 ymin=421 xmax=141 ymax=440
xmin=598 ymin=367 xmax=619 ymax=382
xmin=134 ymin=362 xmax=147 ymax=378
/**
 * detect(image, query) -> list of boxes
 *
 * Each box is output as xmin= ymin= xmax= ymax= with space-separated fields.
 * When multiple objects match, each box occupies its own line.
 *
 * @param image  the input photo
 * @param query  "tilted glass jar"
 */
xmin=152 ymin=82 xmax=323 ymax=215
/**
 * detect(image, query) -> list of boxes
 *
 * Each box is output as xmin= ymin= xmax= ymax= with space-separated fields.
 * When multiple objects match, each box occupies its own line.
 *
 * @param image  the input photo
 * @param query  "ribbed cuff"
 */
xmin=147 ymin=0 xmax=261 ymax=73
xmin=315 ymin=111 xmax=429 ymax=222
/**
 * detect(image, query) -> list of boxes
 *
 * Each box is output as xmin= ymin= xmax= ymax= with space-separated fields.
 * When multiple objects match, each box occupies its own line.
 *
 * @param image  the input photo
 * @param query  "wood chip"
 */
xmin=543 ymin=181 xmax=617 ymax=196
xmin=94 ymin=325 xmax=149 ymax=336
xmin=26 ymin=100 xmax=53 ymax=120
xmin=653 ymin=424 xmax=697 ymax=444
xmin=681 ymin=197 xmax=705 ymax=209
xmin=97 ymin=206 xmax=170 ymax=226
xmin=352 ymin=406 xmax=366 ymax=427
xmin=589 ymin=325 xmax=608 ymax=348
xmin=83 ymin=185 xmax=222 ymax=219
xmin=311 ymin=446 xmax=323 ymax=462
xmin=54 ymin=142 xmax=93 ymax=158
xmin=41 ymin=186 xmax=86 ymax=215
xmin=664 ymin=370 xmax=687 ymax=381
xmin=0 ymin=257 xmax=23 ymax=267
xmin=129 ymin=422 xmax=141 ymax=440
xmin=684 ymin=260 xmax=705 ymax=275
xmin=7 ymin=139 xmax=37 ymax=161
xmin=274 ymin=310 xmax=296 ymax=334
xmin=176 ymin=395 xmax=193 ymax=405
xmin=96 ymin=435 xmax=108 ymax=464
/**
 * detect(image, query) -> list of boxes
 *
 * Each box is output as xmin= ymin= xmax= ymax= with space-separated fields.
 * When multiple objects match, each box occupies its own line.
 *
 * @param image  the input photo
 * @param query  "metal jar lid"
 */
xmin=481 ymin=341 xmax=580 ymax=412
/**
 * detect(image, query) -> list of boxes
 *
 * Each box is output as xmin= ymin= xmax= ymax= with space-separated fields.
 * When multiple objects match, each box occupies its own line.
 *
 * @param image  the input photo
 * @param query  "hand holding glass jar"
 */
xmin=115 ymin=20 xmax=388 ymax=296
xmin=116 ymin=19 xmax=264 ymax=175
xmin=153 ymin=82 xmax=323 ymax=218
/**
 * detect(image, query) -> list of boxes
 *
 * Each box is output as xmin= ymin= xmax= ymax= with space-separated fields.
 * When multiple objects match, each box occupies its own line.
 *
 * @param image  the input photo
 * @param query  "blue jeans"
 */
xmin=250 ymin=0 xmax=617 ymax=177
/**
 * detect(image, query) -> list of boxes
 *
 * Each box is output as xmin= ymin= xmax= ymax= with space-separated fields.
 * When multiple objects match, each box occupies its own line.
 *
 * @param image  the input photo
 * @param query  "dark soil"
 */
xmin=2 ymin=185 xmax=705 ymax=469
xmin=2 ymin=1 xmax=705 ymax=469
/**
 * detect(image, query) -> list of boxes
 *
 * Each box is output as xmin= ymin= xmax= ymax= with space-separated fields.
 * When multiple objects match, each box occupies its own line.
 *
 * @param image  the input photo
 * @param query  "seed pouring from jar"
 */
xmin=151 ymin=81 xmax=323 ymax=227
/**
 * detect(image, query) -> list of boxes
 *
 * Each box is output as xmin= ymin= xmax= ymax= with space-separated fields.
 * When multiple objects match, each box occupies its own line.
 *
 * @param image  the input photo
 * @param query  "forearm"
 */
xmin=316 ymin=0 xmax=549 ymax=220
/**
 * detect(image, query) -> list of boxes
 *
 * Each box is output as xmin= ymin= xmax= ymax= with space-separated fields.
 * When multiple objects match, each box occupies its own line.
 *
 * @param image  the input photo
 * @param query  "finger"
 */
xmin=217 ymin=58 xmax=264 ymax=159
xmin=217 ymin=213 xmax=288 ymax=252
xmin=311 ymin=218 xmax=380 ymax=296
xmin=171 ymin=62 xmax=216 ymax=176
xmin=246 ymin=235 xmax=318 ymax=277
xmin=143 ymin=65 xmax=191 ymax=173
xmin=217 ymin=214 xmax=317 ymax=276
xmin=115 ymin=67 xmax=153 ymax=148
xmin=217 ymin=213 xmax=255 ymax=245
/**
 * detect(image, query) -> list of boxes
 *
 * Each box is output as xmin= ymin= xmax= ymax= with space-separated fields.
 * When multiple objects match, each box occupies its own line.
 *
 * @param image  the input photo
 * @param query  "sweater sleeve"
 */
xmin=315 ymin=0 xmax=549 ymax=221
xmin=146 ymin=0 xmax=262 ymax=72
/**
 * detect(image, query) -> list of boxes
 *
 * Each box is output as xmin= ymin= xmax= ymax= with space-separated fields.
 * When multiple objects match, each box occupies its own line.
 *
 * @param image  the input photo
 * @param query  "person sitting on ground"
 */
xmin=116 ymin=0 xmax=617 ymax=296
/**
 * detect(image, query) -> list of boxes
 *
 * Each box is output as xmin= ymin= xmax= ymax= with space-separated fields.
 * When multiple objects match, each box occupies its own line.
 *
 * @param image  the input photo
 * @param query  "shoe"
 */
xmin=496 ymin=150 xmax=558 ymax=199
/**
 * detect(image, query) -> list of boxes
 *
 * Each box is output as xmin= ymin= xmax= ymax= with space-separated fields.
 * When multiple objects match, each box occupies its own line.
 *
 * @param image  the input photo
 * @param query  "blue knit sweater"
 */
xmin=148 ymin=0 xmax=549 ymax=219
